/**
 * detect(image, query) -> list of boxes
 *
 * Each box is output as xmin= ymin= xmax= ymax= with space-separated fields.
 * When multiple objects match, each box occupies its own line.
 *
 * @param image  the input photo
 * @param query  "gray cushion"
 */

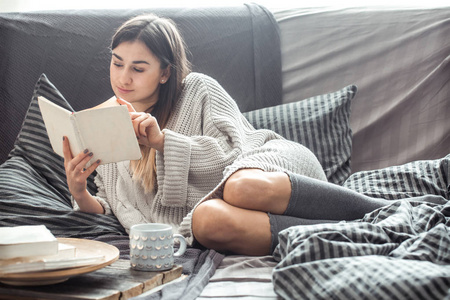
xmin=243 ymin=85 xmax=357 ymax=185
xmin=8 ymin=74 xmax=97 ymax=203
xmin=0 ymin=74 xmax=125 ymax=239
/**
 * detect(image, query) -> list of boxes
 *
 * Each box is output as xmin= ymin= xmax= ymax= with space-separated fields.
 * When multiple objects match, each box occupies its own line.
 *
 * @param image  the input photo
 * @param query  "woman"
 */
xmin=63 ymin=14 xmax=392 ymax=256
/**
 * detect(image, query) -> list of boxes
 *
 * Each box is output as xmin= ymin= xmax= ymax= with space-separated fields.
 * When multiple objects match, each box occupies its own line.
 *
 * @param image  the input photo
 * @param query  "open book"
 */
xmin=38 ymin=97 xmax=142 ymax=167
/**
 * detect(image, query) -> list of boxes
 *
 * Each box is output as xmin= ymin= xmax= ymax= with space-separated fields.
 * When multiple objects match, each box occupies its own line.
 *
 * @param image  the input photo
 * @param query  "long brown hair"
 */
xmin=111 ymin=14 xmax=191 ymax=193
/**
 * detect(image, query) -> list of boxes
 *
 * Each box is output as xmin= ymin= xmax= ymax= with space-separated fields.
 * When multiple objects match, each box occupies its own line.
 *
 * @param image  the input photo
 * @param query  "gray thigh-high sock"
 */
xmin=285 ymin=172 xmax=391 ymax=221
xmin=269 ymin=213 xmax=338 ymax=253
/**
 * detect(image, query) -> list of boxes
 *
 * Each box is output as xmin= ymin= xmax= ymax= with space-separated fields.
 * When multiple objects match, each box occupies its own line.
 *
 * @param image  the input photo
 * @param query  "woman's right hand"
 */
xmin=62 ymin=136 xmax=100 ymax=199
xmin=116 ymin=98 xmax=165 ymax=152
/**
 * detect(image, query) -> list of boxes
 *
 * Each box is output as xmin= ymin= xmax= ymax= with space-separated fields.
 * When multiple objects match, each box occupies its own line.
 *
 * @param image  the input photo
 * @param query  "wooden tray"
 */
xmin=0 ymin=238 xmax=119 ymax=286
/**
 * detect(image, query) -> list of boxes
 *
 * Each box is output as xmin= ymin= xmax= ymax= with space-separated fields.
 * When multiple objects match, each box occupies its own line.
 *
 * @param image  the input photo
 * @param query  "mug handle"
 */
xmin=173 ymin=234 xmax=187 ymax=257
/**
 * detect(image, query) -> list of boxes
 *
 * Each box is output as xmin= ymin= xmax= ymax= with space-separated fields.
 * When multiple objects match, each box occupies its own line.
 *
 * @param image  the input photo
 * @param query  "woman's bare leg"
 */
xmin=223 ymin=169 xmax=392 ymax=220
xmin=192 ymin=198 xmax=337 ymax=255
xmin=222 ymin=169 xmax=291 ymax=214
xmin=193 ymin=169 xmax=394 ymax=255
xmin=192 ymin=199 xmax=272 ymax=256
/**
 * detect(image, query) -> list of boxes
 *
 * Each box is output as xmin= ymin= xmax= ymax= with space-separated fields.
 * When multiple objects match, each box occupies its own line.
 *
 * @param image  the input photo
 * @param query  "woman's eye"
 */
xmin=113 ymin=63 xmax=123 ymax=68
xmin=134 ymin=68 xmax=144 ymax=73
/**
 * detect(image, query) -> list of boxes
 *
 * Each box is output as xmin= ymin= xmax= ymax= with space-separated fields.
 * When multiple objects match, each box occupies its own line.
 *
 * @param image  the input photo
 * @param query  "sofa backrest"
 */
xmin=276 ymin=7 xmax=450 ymax=172
xmin=0 ymin=5 xmax=282 ymax=164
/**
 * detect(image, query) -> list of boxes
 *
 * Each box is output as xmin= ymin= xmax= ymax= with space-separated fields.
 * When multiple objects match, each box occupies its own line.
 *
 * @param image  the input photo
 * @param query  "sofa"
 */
xmin=0 ymin=4 xmax=449 ymax=299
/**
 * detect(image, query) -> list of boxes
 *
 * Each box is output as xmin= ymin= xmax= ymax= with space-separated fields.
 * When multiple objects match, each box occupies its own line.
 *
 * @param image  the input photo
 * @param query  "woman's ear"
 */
xmin=160 ymin=66 xmax=171 ymax=84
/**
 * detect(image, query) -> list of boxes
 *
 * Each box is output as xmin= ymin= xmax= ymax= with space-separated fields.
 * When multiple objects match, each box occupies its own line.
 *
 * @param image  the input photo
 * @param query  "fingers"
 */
xmin=63 ymin=136 xmax=90 ymax=168
xmin=116 ymin=97 xmax=136 ymax=112
xmin=70 ymin=149 xmax=92 ymax=171
xmin=62 ymin=136 xmax=74 ymax=163
xmin=82 ymin=158 xmax=101 ymax=177
xmin=63 ymin=137 xmax=93 ymax=173
xmin=65 ymin=153 xmax=100 ymax=197
xmin=63 ymin=137 xmax=100 ymax=177
xmin=116 ymin=98 xmax=148 ymax=137
xmin=62 ymin=136 xmax=101 ymax=198
xmin=131 ymin=112 xmax=156 ymax=139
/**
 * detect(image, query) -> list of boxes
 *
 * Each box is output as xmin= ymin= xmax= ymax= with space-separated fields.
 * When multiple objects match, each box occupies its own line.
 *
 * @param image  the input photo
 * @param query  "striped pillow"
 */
xmin=243 ymin=85 xmax=357 ymax=185
xmin=0 ymin=74 xmax=126 ymax=239
xmin=8 ymin=73 xmax=98 ymax=202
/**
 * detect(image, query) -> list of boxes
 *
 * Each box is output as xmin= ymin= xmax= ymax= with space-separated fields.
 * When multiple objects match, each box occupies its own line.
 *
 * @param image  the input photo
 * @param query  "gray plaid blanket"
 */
xmin=273 ymin=156 xmax=450 ymax=300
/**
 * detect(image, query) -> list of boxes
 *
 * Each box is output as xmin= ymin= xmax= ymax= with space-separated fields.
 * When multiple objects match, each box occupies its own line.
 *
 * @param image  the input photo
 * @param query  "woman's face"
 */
xmin=110 ymin=40 xmax=169 ymax=112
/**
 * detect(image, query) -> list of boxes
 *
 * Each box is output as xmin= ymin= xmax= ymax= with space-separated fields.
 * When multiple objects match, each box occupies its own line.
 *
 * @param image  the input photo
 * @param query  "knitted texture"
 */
xmin=90 ymin=73 xmax=326 ymax=243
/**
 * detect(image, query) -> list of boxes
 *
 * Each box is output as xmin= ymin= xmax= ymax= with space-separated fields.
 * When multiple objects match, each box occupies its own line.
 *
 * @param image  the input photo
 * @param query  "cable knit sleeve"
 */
xmin=156 ymin=73 xmax=269 ymax=208
xmin=91 ymin=169 xmax=113 ymax=215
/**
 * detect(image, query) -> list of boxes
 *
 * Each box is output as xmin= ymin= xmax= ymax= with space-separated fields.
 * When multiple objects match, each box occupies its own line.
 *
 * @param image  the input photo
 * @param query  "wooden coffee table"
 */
xmin=0 ymin=259 xmax=183 ymax=299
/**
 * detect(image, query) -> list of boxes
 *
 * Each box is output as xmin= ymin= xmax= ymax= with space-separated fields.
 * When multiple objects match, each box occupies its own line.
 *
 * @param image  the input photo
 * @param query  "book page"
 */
xmin=38 ymin=97 xmax=84 ymax=158
xmin=74 ymin=106 xmax=142 ymax=166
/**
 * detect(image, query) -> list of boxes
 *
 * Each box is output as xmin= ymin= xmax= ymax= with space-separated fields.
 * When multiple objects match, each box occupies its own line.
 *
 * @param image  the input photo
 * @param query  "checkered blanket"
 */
xmin=273 ymin=156 xmax=450 ymax=300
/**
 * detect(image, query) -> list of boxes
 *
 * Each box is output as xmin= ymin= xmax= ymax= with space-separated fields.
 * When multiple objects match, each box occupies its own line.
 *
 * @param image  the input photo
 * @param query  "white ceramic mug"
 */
xmin=129 ymin=223 xmax=187 ymax=271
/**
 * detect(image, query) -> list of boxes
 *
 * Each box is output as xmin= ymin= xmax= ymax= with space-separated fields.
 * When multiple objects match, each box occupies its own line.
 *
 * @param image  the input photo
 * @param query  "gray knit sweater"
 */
xmin=80 ymin=73 xmax=326 ymax=245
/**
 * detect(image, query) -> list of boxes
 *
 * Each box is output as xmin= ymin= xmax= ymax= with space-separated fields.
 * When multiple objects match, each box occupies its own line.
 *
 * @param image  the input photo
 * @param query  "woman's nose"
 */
xmin=119 ymin=69 xmax=132 ymax=85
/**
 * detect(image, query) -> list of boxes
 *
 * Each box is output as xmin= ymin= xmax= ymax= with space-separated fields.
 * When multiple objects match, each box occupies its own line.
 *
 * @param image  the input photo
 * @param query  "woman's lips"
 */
xmin=117 ymin=87 xmax=133 ymax=94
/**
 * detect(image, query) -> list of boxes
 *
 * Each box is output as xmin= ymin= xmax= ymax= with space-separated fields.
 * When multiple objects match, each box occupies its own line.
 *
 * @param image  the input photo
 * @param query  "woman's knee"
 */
xmin=223 ymin=169 xmax=291 ymax=212
xmin=192 ymin=199 xmax=238 ymax=248
xmin=223 ymin=169 xmax=272 ymax=204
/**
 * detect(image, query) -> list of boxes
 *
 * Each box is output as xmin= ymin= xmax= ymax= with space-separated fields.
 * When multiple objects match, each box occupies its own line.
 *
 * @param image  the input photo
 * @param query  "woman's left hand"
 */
xmin=117 ymin=98 xmax=165 ymax=152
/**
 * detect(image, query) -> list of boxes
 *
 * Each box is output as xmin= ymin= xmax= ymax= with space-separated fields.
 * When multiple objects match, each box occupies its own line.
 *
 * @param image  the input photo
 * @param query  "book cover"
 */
xmin=38 ymin=96 xmax=142 ymax=167
xmin=0 ymin=225 xmax=58 ymax=259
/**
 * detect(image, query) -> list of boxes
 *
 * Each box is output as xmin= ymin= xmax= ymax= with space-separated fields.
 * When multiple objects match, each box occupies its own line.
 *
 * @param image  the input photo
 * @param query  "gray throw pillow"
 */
xmin=243 ymin=85 xmax=357 ymax=185
xmin=8 ymin=73 xmax=97 ymax=202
